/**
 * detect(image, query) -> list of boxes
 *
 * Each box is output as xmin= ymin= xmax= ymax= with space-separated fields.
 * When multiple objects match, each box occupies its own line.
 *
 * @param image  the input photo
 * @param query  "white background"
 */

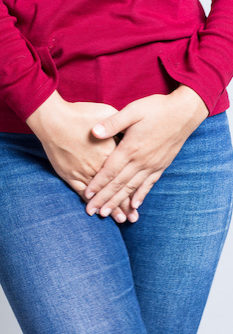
xmin=1 ymin=0 xmax=233 ymax=332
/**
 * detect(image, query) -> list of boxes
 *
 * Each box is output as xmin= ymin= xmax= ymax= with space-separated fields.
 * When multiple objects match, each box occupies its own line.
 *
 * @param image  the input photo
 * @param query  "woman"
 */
xmin=0 ymin=0 xmax=233 ymax=333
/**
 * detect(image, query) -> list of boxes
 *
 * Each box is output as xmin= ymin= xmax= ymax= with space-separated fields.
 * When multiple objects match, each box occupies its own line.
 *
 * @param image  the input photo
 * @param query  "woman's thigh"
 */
xmin=0 ymin=133 xmax=147 ymax=334
xmin=119 ymin=111 xmax=233 ymax=334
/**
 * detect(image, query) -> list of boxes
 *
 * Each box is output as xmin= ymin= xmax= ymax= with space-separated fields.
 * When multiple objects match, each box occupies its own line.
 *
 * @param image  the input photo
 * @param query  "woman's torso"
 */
xmin=0 ymin=1 xmax=229 ymax=133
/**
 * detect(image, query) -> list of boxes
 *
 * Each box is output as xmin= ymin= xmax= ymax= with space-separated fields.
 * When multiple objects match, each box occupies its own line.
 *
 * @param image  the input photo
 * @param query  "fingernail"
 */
xmin=134 ymin=200 xmax=142 ymax=209
xmin=88 ymin=207 xmax=97 ymax=216
xmin=101 ymin=207 xmax=112 ymax=216
xmin=86 ymin=191 xmax=95 ymax=199
xmin=128 ymin=213 xmax=138 ymax=223
xmin=93 ymin=124 xmax=106 ymax=137
xmin=116 ymin=213 xmax=126 ymax=223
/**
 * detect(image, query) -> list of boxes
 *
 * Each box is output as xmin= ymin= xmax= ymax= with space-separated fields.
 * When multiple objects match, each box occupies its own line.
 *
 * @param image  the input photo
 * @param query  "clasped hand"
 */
xmin=26 ymin=85 xmax=209 ymax=225
xmin=84 ymin=85 xmax=209 ymax=219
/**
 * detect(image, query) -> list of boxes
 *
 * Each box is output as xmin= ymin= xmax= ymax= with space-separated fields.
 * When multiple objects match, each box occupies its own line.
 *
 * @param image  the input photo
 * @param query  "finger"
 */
xmin=67 ymin=178 xmax=87 ymax=198
xmin=91 ymin=105 xmax=141 ymax=139
xmin=66 ymin=178 xmax=139 ymax=223
xmin=100 ymin=197 xmax=137 ymax=224
xmin=110 ymin=200 xmax=139 ymax=224
xmin=119 ymin=197 xmax=139 ymax=223
xmin=111 ymin=206 xmax=127 ymax=224
xmin=98 ymin=169 xmax=149 ymax=217
xmin=111 ymin=197 xmax=139 ymax=224
xmin=67 ymin=177 xmax=135 ymax=224
xmin=67 ymin=179 xmax=129 ymax=224
xmin=85 ymin=161 xmax=139 ymax=216
xmin=131 ymin=171 xmax=163 ymax=209
xmin=73 ymin=183 xmax=128 ymax=223
xmin=84 ymin=139 xmax=131 ymax=200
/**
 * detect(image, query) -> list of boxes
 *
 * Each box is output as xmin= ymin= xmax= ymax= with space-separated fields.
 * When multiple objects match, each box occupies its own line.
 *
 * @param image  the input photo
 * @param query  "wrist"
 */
xmin=169 ymin=83 xmax=210 ymax=121
xmin=25 ymin=89 xmax=67 ymax=140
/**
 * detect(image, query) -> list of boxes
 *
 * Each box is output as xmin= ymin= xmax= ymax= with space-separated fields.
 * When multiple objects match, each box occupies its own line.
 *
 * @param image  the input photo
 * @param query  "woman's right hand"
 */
xmin=25 ymin=90 xmax=139 ymax=224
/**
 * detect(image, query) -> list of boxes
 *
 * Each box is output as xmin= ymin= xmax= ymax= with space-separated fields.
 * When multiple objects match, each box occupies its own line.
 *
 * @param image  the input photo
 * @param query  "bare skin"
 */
xmin=25 ymin=90 xmax=139 ymax=224
xmin=26 ymin=84 xmax=209 ymax=224
xmin=84 ymin=84 xmax=210 ymax=218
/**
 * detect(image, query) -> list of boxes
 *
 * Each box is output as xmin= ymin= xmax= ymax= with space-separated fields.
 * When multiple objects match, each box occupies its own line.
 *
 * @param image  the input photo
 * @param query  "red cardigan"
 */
xmin=0 ymin=0 xmax=232 ymax=134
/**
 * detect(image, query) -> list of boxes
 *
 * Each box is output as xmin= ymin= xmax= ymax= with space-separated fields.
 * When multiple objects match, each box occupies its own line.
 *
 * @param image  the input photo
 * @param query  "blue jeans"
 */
xmin=0 ymin=111 xmax=233 ymax=334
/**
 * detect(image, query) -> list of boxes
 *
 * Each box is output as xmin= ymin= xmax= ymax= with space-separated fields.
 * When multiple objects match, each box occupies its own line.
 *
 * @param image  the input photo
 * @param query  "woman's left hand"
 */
xmin=84 ymin=84 xmax=209 ymax=217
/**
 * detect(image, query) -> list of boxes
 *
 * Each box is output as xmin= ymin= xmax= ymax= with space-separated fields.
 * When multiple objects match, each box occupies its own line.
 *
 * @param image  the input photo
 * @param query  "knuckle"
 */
xmin=149 ymin=157 xmax=160 ymax=170
xmin=119 ymin=141 xmax=136 ymax=158
xmin=126 ymin=183 xmax=138 ymax=193
xmin=85 ymin=174 xmax=93 ymax=183
xmin=105 ymin=117 xmax=118 ymax=132
xmin=103 ymin=104 xmax=118 ymax=115
xmin=130 ymin=143 xmax=140 ymax=155
xmin=86 ymin=165 xmax=97 ymax=178
xmin=107 ymin=200 xmax=118 ymax=209
xmin=104 ymin=168 xmax=116 ymax=182
xmin=128 ymin=142 xmax=143 ymax=159
xmin=70 ymin=169 xmax=80 ymax=179
xmin=61 ymin=166 xmax=81 ymax=180
xmin=110 ymin=180 xmax=123 ymax=192
xmin=125 ymin=101 xmax=138 ymax=113
xmin=60 ymin=170 xmax=75 ymax=181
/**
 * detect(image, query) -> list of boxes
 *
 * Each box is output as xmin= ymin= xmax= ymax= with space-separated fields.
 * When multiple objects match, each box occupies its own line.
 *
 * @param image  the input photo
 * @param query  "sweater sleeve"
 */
xmin=0 ymin=1 xmax=59 ymax=122
xmin=158 ymin=0 xmax=233 ymax=117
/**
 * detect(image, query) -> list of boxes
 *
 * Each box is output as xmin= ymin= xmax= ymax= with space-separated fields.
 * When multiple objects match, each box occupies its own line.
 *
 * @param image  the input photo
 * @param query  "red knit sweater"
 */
xmin=0 ymin=0 xmax=232 ymax=134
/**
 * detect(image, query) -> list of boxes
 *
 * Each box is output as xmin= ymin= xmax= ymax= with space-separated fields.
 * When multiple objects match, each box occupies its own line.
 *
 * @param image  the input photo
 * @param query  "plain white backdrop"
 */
xmin=1 ymin=0 xmax=233 ymax=333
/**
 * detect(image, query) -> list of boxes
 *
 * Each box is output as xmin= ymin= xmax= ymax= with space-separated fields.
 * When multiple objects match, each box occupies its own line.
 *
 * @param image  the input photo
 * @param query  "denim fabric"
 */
xmin=0 ymin=111 xmax=233 ymax=334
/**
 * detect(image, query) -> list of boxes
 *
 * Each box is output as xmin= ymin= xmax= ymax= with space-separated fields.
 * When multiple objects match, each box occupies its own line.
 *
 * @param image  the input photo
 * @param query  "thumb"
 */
xmin=91 ymin=105 xmax=140 ymax=139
